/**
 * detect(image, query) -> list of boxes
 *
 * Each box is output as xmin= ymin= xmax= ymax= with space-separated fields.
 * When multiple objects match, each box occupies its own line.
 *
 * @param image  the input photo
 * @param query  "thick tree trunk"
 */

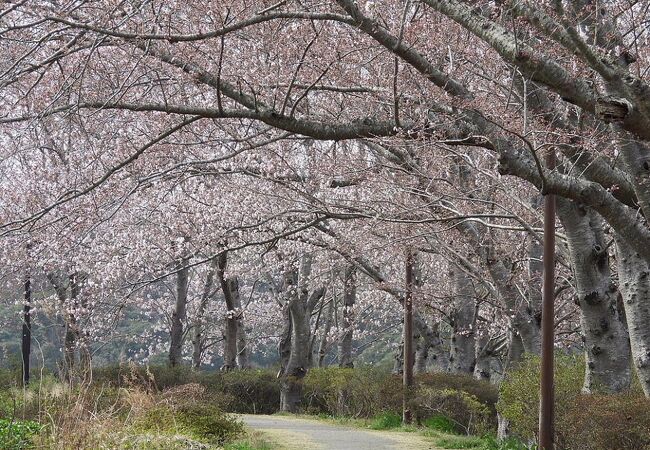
xmin=427 ymin=322 xmax=449 ymax=372
xmin=473 ymin=334 xmax=496 ymax=381
xmin=449 ymin=264 xmax=476 ymax=374
xmin=414 ymin=319 xmax=444 ymax=374
xmin=616 ymin=236 xmax=650 ymax=396
xmin=217 ymin=252 xmax=244 ymax=371
xmin=281 ymin=302 xmax=311 ymax=412
xmin=338 ymin=265 xmax=356 ymax=368
xmin=169 ymin=258 xmax=189 ymax=367
xmin=278 ymin=257 xmax=326 ymax=412
xmin=278 ymin=306 xmax=292 ymax=376
xmin=192 ymin=260 xmax=216 ymax=369
xmin=558 ymin=199 xmax=632 ymax=392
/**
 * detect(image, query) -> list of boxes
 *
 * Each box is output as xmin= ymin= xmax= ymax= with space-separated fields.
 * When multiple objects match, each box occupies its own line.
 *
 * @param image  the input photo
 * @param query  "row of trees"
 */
xmin=1 ymin=0 xmax=650 ymax=425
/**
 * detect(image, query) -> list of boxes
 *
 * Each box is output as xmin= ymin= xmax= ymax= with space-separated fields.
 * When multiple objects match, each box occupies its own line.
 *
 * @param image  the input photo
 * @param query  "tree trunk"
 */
xmin=616 ymin=235 xmax=650 ymax=396
xmin=216 ymin=252 xmax=241 ymax=371
xmin=427 ymin=322 xmax=449 ymax=372
xmin=448 ymin=263 xmax=476 ymax=374
xmin=278 ymin=256 xmax=326 ymax=412
xmin=192 ymin=259 xmax=217 ymax=369
xmin=318 ymin=297 xmax=334 ymax=367
xmin=558 ymin=199 xmax=632 ymax=392
xmin=169 ymin=257 xmax=189 ymax=367
xmin=21 ymin=275 xmax=31 ymax=386
xmin=235 ymin=283 xmax=249 ymax=369
xmin=338 ymin=265 xmax=356 ymax=368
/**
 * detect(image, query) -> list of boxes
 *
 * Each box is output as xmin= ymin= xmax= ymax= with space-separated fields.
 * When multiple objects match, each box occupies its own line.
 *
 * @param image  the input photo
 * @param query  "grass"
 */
xmin=225 ymin=430 xmax=276 ymax=450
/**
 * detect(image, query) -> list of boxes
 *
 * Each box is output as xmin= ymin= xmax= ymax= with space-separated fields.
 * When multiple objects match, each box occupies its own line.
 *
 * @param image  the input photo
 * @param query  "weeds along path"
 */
xmin=239 ymin=414 xmax=440 ymax=450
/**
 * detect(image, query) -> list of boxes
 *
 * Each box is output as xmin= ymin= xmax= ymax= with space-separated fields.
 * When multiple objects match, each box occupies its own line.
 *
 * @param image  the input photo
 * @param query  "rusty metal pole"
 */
xmin=539 ymin=149 xmax=556 ymax=449
xmin=403 ymin=247 xmax=415 ymax=424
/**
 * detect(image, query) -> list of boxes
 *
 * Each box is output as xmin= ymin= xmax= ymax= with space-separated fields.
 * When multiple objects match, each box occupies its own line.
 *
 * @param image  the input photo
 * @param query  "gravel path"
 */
xmin=239 ymin=414 xmax=440 ymax=450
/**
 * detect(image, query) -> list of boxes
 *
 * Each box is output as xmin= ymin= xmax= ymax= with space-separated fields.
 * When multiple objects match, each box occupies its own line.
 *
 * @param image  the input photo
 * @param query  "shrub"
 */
xmin=303 ymin=367 xmax=401 ymax=417
xmin=497 ymin=354 xmax=650 ymax=449
xmin=416 ymin=373 xmax=499 ymax=408
xmin=497 ymin=354 xmax=583 ymax=442
xmin=214 ymin=370 xmax=280 ymax=414
xmin=424 ymin=414 xmax=458 ymax=434
xmin=369 ymin=412 xmax=402 ymax=430
xmin=417 ymin=387 xmax=492 ymax=436
xmin=0 ymin=418 xmax=41 ymax=450
xmin=175 ymin=404 xmax=244 ymax=445
xmin=561 ymin=393 xmax=650 ymax=450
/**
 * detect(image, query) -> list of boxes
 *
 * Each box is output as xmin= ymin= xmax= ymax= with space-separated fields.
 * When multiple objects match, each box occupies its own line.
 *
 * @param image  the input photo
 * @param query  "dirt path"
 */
xmin=239 ymin=414 xmax=440 ymax=450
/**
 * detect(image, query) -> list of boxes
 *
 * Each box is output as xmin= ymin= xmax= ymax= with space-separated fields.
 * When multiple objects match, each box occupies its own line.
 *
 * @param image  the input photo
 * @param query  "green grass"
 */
xmin=369 ymin=412 xmax=402 ymax=430
xmin=225 ymin=429 xmax=276 ymax=450
xmin=423 ymin=414 xmax=458 ymax=434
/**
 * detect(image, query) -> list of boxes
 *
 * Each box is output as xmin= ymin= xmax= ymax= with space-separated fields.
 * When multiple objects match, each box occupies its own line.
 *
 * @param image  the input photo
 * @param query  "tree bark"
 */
xmin=616 ymin=235 xmax=650 ymax=396
xmin=318 ymin=296 xmax=334 ymax=367
xmin=279 ymin=256 xmax=326 ymax=412
xmin=558 ymin=199 xmax=632 ymax=392
xmin=192 ymin=259 xmax=217 ymax=369
xmin=338 ymin=265 xmax=356 ymax=368
xmin=21 ymin=274 xmax=31 ymax=386
xmin=235 ymin=285 xmax=249 ymax=369
xmin=217 ymin=252 xmax=239 ymax=371
xmin=169 ymin=257 xmax=189 ymax=367
xmin=448 ymin=263 xmax=477 ymax=374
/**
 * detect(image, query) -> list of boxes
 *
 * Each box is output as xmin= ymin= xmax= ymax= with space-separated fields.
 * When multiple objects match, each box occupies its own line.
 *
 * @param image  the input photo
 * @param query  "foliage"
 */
xmin=368 ymin=412 xmax=402 ymax=430
xmin=303 ymin=367 xmax=400 ymax=417
xmin=0 ymin=418 xmax=41 ymax=450
xmin=497 ymin=354 xmax=583 ymax=442
xmin=423 ymin=414 xmax=458 ymax=434
xmin=498 ymin=354 xmax=650 ymax=449
xmin=561 ymin=393 xmax=650 ymax=450
xmin=175 ymin=404 xmax=244 ymax=445
xmin=417 ymin=387 xmax=493 ymax=436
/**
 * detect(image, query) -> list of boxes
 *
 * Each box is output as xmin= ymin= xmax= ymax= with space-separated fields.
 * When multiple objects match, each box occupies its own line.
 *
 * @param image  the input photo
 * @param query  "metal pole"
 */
xmin=403 ymin=247 xmax=415 ymax=424
xmin=21 ymin=274 xmax=31 ymax=386
xmin=538 ymin=150 xmax=556 ymax=449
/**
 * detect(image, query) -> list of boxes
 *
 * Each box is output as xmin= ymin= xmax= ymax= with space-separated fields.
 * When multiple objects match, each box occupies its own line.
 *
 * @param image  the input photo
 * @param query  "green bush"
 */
xmin=424 ymin=414 xmax=458 ymax=434
xmin=93 ymin=365 xmax=281 ymax=414
xmin=417 ymin=387 xmax=492 ymax=436
xmin=497 ymin=354 xmax=583 ymax=442
xmin=369 ymin=412 xmax=402 ymax=430
xmin=417 ymin=373 xmax=499 ymax=408
xmin=176 ymin=404 xmax=244 ymax=445
xmin=132 ymin=401 xmax=243 ymax=446
xmin=497 ymin=354 xmax=650 ymax=449
xmin=211 ymin=370 xmax=280 ymax=414
xmin=303 ymin=367 xmax=399 ymax=417
xmin=0 ymin=418 xmax=41 ymax=449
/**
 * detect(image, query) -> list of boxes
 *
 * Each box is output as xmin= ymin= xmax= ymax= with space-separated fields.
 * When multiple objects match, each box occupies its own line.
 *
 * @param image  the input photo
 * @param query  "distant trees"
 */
xmin=2 ymin=0 xmax=650 ymax=411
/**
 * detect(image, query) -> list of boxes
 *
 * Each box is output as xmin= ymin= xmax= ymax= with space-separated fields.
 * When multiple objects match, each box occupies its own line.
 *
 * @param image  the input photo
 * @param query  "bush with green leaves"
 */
xmin=303 ymin=367 xmax=401 ymax=417
xmin=497 ymin=354 xmax=584 ymax=443
xmin=175 ymin=404 xmax=244 ymax=445
xmin=369 ymin=412 xmax=402 ymax=430
xmin=417 ymin=387 xmax=493 ymax=436
xmin=0 ymin=418 xmax=41 ymax=450
xmin=498 ymin=354 xmax=650 ymax=449
xmin=133 ymin=402 xmax=243 ymax=446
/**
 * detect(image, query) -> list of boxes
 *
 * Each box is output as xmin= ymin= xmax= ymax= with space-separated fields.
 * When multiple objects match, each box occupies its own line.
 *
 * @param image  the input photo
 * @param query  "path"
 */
xmin=239 ymin=414 xmax=440 ymax=450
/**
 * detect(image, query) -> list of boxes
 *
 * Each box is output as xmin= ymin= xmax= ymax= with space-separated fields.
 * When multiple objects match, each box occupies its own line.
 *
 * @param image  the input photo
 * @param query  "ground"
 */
xmin=239 ymin=414 xmax=441 ymax=450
